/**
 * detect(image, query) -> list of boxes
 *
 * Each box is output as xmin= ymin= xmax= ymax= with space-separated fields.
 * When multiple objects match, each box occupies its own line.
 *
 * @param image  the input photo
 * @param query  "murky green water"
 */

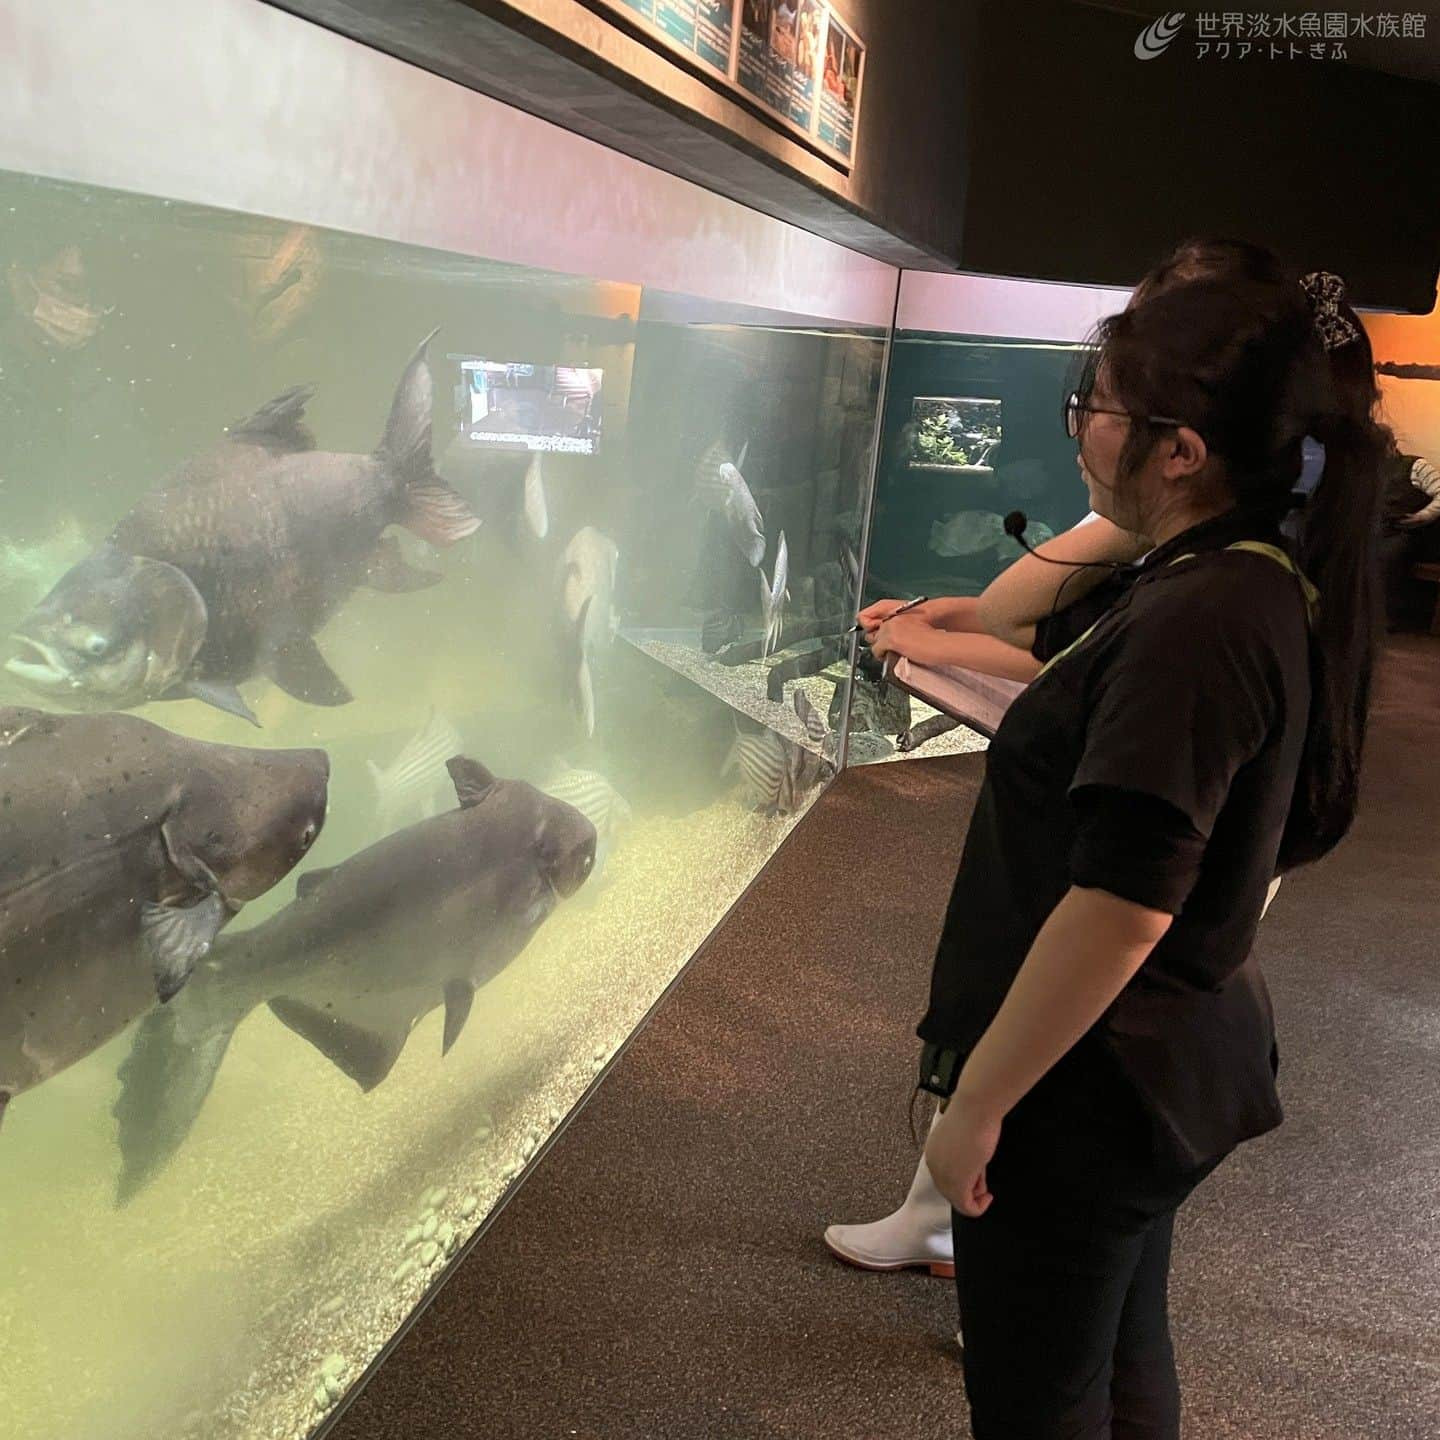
xmin=0 ymin=170 xmax=882 ymax=1440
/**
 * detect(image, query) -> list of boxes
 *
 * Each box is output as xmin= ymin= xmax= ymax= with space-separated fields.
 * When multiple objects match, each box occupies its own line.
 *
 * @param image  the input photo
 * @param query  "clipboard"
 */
xmin=883 ymin=655 xmax=1026 ymax=740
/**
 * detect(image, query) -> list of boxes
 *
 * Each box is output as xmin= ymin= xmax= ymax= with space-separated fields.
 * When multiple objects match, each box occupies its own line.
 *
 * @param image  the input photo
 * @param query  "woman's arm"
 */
xmin=925 ymin=885 xmax=1172 ymax=1216
xmin=976 ymin=515 xmax=1151 ymax=649
xmin=868 ymin=614 xmax=1042 ymax=682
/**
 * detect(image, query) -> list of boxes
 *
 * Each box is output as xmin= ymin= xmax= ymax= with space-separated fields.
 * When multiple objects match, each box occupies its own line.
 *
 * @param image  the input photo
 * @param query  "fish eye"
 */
xmin=299 ymin=821 xmax=318 ymax=848
xmin=83 ymin=634 xmax=110 ymax=658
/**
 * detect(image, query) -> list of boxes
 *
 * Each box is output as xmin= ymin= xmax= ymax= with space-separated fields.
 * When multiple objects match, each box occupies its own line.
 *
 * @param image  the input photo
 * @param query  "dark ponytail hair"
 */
xmin=1084 ymin=273 xmax=1392 ymax=868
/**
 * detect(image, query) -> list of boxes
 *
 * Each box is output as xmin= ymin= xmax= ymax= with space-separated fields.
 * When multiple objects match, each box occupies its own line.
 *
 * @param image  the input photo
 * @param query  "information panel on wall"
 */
xmin=601 ymin=0 xmax=865 ymax=166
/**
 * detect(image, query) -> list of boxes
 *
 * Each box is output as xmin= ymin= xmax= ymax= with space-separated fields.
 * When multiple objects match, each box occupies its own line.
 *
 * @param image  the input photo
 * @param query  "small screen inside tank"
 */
xmin=453 ymin=358 xmax=604 ymax=454
xmin=907 ymin=395 xmax=1002 ymax=472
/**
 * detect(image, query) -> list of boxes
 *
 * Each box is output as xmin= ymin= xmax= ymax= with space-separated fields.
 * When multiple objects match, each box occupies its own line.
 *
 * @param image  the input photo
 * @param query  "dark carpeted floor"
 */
xmin=330 ymin=636 xmax=1440 ymax=1440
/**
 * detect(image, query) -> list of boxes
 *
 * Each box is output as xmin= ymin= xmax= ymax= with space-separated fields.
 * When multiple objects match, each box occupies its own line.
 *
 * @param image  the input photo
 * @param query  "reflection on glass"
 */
xmin=0 ymin=169 xmax=884 ymax=1440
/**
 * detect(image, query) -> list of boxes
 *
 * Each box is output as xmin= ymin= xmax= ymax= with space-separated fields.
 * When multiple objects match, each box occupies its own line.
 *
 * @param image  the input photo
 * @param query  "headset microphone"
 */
xmin=1003 ymin=511 xmax=1130 ymax=571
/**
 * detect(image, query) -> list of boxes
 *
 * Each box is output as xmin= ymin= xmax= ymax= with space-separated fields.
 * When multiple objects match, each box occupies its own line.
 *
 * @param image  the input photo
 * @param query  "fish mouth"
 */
xmin=5 ymin=634 xmax=80 ymax=692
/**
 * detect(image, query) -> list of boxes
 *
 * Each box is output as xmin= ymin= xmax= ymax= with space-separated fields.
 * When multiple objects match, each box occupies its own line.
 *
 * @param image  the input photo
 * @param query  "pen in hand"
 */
xmin=847 ymin=595 xmax=929 ymax=636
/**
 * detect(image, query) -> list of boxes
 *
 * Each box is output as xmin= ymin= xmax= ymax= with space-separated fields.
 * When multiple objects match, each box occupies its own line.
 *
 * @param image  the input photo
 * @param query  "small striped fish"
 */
xmin=541 ymin=767 xmax=631 ymax=883
xmin=723 ymin=721 xmax=831 ymax=816
xmin=541 ymin=766 xmax=632 ymax=837
xmin=368 ymin=709 xmax=464 ymax=832
xmin=793 ymin=688 xmax=830 ymax=747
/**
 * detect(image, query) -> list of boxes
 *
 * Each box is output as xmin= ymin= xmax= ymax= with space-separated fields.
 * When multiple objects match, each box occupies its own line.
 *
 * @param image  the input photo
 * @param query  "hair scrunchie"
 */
xmin=1300 ymin=271 xmax=1363 ymax=352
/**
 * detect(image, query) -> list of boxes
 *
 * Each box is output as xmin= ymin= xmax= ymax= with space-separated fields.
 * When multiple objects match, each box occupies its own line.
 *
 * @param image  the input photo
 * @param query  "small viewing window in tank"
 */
xmin=453 ymin=356 xmax=604 ymax=453
xmin=907 ymin=395 xmax=1002 ymax=473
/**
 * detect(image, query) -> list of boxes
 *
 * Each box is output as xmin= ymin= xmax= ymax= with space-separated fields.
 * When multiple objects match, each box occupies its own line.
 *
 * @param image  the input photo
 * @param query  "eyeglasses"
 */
xmin=1062 ymin=391 xmax=1186 ymax=440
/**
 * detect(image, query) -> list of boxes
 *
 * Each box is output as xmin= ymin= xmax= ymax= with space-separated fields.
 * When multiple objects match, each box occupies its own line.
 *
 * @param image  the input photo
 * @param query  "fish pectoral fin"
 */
xmin=267 ymin=997 xmax=409 ymax=1092
xmin=362 ymin=535 xmax=442 ymax=594
xmin=113 ymin=995 xmax=240 ymax=1204
xmin=442 ymin=979 xmax=476 ymax=1056
xmin=446 ymin=755 xmax=498 ymax=809
xmin=263 ymin=633 xmax=353 ymax=707
xmin=142 ymin=892 xmax=228 ymax=1003
xmin=295 ymin=866 xmax=338 ymax=900
xmin=178 ymin=680 xmax=260 ymax=726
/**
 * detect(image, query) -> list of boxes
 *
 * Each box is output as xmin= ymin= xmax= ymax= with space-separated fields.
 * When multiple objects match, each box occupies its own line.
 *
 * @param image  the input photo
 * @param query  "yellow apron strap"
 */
xmin=1037 ymin=540 xmax=1320 ymax=680
xmin=1035 ymin=617 xmax=1103 ymax=679
xmin=1170 ymin=541 xmax=1320 ymax=622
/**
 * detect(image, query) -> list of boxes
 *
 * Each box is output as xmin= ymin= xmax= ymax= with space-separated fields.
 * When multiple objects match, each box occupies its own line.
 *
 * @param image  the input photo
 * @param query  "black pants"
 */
xmin=951 ymin=1046 xmax=1221 ymax=1440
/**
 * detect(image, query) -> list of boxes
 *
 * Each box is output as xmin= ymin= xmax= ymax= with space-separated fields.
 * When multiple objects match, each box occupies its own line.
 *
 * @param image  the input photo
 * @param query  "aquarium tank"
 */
xmin=845 ymin=271 xmax=1130 ymax=763
xmin=0 ymin=2 xmax=896 ymax=1437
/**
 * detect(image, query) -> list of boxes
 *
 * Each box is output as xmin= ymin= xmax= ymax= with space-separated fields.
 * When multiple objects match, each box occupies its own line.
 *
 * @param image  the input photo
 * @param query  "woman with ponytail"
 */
xmin=826 ymin=243 xmax=1382 ymax=1288
xmin=912 ymin=267 xmax=1390 ymax=1438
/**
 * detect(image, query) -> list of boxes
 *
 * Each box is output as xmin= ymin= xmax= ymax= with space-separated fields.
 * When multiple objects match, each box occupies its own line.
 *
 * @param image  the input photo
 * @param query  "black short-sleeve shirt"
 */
xmin=919 ymin=507 xmax=1314 ymax=1172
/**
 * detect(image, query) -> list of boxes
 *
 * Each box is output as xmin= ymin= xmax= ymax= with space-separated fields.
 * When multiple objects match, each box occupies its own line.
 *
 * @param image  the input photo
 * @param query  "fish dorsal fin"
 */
xmin=447 ymin=755 xmax=498 ymax=809
xmin=442 ymin=979 xmax=476 ymax=1056
xmin=296 ymin=867 xmax=337 ymax=900
xmin=227 ymin=384 xmax=317 ymax=453
xmin=268 ymin=997 xmax=410 ymax=1093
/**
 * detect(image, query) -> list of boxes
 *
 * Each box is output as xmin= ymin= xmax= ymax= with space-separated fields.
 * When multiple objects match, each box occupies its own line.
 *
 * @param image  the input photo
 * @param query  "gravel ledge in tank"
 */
xmin=627 ymin=636 xmax=990 ymax=764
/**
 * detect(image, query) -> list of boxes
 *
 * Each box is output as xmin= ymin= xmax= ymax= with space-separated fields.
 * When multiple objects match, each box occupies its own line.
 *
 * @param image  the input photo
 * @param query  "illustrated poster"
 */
xmin=606 ymin=0 xmax=734 ymax=80
xmin=817 ymin=7 xmax=862 ymax=161
xmin=605 ymin=0 xmax=864 ymax=169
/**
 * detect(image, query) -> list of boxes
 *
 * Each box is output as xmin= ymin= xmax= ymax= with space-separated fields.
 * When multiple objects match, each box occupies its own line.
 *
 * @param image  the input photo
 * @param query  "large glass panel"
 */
xmin=850 ymin=273 xmax=1130 ymax=762
xmin=0 ymin=162 xmax=887 ymax=1440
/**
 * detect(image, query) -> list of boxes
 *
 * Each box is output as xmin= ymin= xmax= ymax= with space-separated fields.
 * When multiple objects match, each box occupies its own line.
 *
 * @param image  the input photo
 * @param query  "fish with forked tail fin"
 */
xmin=6 ymin=332 xmax=480 ymax=722
xmin=112 ymin=756 xmax=595 ymax=1200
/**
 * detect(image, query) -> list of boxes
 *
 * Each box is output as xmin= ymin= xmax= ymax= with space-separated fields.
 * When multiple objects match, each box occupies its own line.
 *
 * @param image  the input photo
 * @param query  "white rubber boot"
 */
xmin=824 ymin=1125 xmax=955 ymax=1278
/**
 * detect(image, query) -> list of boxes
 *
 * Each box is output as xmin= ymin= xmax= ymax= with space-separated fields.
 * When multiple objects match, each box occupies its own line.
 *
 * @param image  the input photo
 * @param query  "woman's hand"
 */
xmin=857 ymin=597 xmax=923 ymax=629
xmin=867 ymin=614 xmax=946 ymax=663
xmin=925 ymin=1096 xmax=1003 ymax=1218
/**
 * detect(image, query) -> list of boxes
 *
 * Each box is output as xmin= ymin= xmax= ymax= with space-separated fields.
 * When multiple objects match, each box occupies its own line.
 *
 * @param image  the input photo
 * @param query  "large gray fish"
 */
xmin=6 ymin=333 xmax=480 ymax=724
xmin=0 ymin=707 xmax=328 ymax=1132
xmin=759 ymin=530 xmax=789 ymax=660
xmin=558 ymin=526 xmax=620 ymax=738
xmin=112 ymin=755 xmax=596 ymax=1199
